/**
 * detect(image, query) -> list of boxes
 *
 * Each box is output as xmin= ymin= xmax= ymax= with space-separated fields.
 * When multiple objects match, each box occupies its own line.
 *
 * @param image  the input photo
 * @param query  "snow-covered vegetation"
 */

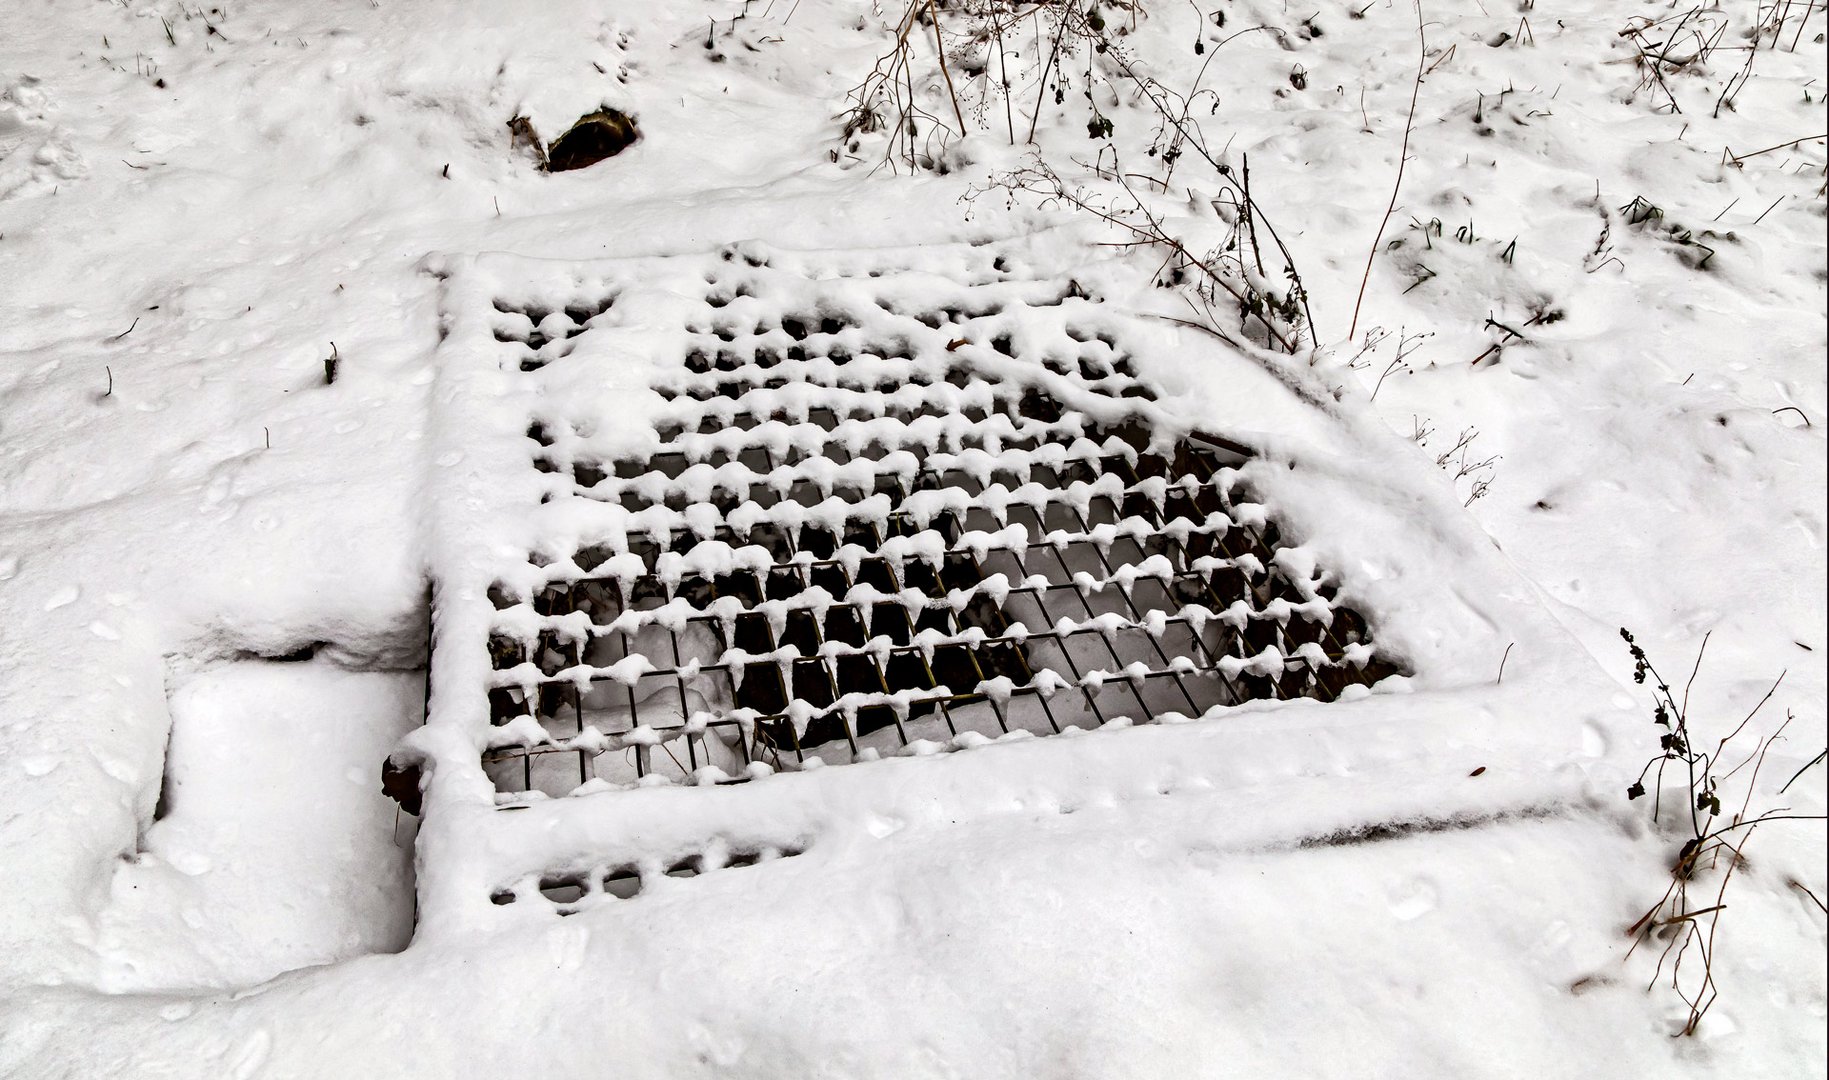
xmin=0 ymin=0 xmax=1822 ymax=1075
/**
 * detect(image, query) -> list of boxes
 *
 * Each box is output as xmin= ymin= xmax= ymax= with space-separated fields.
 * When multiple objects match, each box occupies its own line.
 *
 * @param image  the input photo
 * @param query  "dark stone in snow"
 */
xmin=381 ymin=756 xmax=424 ymax=816
xmin=545 ymin=108 xmax=640 ymax=172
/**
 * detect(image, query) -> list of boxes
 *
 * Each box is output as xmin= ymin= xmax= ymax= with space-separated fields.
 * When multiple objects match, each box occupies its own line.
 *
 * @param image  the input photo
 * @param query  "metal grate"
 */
xmin=479 ymin=299 xmax=1400 ymax=798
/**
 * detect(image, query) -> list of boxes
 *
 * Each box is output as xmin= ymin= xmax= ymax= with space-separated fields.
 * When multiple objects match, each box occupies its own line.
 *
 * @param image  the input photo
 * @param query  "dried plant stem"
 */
xmin=1026 ymin=9 xmax=1070 ymax=144
xmin=926 ymin=1 xmax=968 ymax=138
xmin=1054 ymin=177 xmax=1298 ymax=354
xmin=1081 ymin=25 xmax=1319 ymax=341
xmin=1242 ymin=154 xmax=1267 ymax=277
xmin=1728 ymin=132 xmax=1829 ymax=164
xmin=1349 ymin=0 xmax=1427 ymax=342
xmin=994 ymin=18 xmax=1015 ymax=144
xmin=1618 ymin=629 xmax=1828 ymax=1035
xmin=1780 ymin=748 xmax=1828 ymax=793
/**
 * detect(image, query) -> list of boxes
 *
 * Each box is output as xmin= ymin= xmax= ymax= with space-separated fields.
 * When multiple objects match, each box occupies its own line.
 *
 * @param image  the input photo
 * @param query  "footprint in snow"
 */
xmin=0 ymin=77 xmax=86 ymax=200
xmin=1386 ymin=876 xmax=1438 ymax=922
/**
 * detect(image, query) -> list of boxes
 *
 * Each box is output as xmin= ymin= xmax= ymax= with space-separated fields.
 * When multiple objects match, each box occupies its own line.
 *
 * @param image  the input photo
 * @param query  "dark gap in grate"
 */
xmin=491 ymin=844 xmax=806 ymax=913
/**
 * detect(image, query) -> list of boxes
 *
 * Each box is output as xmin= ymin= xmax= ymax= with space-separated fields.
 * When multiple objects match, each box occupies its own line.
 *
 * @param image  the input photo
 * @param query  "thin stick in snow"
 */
xmin=926 ymin=1 xmax=968 ymax=138
xmin=1348 ymin=0 xmax=1427 ymax=342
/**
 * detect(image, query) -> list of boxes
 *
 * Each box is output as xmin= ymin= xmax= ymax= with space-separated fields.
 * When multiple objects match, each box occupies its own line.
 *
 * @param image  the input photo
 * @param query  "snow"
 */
xmin=91 ymin=660 xmax=421 ymax=993
xmin=1 ymin=0 xmax=1823 ymax=1077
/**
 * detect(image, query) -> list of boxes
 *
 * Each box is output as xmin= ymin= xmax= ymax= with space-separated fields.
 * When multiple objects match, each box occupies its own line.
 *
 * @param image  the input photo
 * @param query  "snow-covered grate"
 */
xmin=471 ymin=254 xmax=1401 ymax=798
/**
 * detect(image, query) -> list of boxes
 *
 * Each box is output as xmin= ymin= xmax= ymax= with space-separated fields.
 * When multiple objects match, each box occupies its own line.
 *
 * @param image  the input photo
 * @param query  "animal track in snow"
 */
xmin=0 ymin=77 xmax=85 ymax=200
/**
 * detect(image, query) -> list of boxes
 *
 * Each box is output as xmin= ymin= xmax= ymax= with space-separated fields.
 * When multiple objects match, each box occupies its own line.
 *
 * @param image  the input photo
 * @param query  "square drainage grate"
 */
xmin=465 ymin=248 xmax=1400 ymax=798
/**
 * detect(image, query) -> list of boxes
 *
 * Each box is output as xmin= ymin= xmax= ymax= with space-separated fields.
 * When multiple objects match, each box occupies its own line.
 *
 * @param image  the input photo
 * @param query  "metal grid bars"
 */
xmin=478 ymin=285 xmax=1400 ymax=799
xmin=489 ymin=293 xmax=615 ymax=372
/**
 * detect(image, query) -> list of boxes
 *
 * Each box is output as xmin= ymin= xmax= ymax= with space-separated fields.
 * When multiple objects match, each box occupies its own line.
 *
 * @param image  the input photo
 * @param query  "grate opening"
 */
xmin=490 ymin=845 xmax=805 ymax=915
xmin=480 ymin=323 xmax=1401 ymax=797
xmin=489 ymin=294 xmax=616 ymax=370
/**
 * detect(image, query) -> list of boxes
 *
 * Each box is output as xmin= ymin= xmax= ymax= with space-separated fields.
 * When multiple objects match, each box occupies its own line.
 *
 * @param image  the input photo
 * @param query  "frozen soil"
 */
xmin=0 ymin=0 xmax=1822 ymax=1077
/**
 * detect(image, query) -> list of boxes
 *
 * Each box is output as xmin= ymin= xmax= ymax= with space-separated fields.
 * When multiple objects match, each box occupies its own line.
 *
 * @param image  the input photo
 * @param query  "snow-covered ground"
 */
xmin=0 ymin=0 xmax=1822 ymax=1076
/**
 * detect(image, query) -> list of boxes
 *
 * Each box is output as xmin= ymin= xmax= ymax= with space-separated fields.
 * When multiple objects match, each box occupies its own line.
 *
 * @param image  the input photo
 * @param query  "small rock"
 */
xmin=545 ymin=107 xmax=640 ymax=172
